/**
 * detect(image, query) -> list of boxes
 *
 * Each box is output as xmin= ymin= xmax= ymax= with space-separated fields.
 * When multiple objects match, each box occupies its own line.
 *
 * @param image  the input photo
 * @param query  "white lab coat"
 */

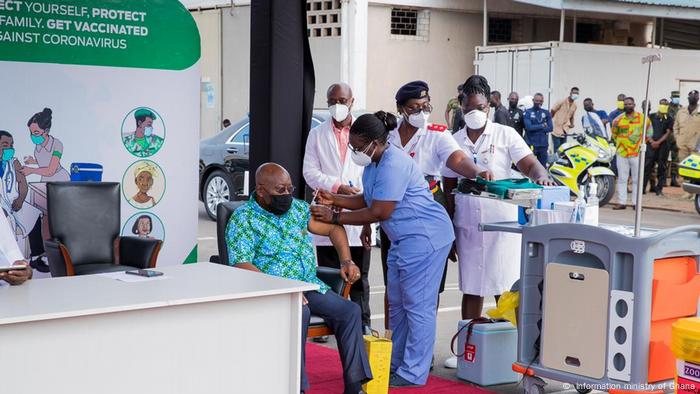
xmin=0 ymin=208 xmax=25 ymax=267
xmin=303 ymin=118 xmax=366 ymax=247
xmin=442 ymin=121 xmax=534 ymax=296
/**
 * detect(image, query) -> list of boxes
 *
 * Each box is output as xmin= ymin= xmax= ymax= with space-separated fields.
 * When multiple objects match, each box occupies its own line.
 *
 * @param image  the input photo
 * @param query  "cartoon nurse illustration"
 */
xmin=20 ymin=108 xmax=70 ymax=182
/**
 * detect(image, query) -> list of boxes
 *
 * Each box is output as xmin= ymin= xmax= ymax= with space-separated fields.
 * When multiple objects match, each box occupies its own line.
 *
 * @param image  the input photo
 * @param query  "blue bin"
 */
xmin=70 ymin=163 xmax=103 ymax=182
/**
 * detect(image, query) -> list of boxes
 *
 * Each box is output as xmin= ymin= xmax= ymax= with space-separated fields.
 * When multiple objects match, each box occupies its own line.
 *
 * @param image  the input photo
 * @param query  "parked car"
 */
xmin=199 ymin=113 xmax=327 ymax=220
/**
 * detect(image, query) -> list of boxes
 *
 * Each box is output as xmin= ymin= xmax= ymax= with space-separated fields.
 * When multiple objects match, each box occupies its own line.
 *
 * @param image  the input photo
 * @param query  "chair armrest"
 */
xmin=44 ymin=239 xmax=74 ymax=277
xmin=316 ymin=266 xmax=350 ymax=298
xmin=119 ymin=237 xmax=163 ymax=269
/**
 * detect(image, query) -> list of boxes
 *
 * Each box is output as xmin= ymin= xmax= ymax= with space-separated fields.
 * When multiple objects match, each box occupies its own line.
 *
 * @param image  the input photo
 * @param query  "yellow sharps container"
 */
xmin=671 ymin=318 xmax=700 ymax=393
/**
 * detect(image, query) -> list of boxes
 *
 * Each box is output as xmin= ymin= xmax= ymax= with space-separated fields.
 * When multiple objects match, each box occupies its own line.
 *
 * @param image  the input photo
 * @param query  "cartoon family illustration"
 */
xmin=0 ymin=106 xmax=167 ymax=273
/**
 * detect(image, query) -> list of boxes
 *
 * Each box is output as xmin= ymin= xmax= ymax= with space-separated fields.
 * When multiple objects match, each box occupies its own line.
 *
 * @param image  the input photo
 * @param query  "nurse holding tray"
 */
xmin=310 ymin=111 xmax=454 ymax=388
xmin=442 ymin=75 xmax=554 ymax=322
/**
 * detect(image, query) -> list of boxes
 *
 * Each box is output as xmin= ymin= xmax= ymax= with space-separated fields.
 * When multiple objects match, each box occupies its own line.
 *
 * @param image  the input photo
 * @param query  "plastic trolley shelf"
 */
xmin=480 ymin=222 xmax=700 ymax=394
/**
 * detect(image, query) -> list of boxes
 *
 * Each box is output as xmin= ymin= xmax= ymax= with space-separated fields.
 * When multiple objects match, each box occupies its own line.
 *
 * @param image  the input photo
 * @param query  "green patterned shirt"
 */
xmin=123 ymin=134 xmax=164 ymax=158
xmin=226 ymin=194 xmax=328 ymax=293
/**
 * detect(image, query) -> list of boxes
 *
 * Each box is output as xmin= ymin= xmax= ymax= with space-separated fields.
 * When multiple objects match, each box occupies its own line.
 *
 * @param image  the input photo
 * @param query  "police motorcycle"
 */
xmin=680 ymin=152 xmax=700 ymax=215
xmin=548 ymin=131 xmax=617 ymax=206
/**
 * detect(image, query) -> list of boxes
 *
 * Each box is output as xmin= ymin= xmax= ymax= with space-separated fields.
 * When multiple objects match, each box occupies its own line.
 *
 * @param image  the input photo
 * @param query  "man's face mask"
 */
xmin=1 ymin=147 xmax=14 ymax=162
xmin=659 ymin=104 xmax=669 ymax=114
xmin=262 ymin=186 xmax=294 ymax=216
xmin=617 ymin=101 xmax=625 ymax=110
xmin=268 ymin=194 xmax=293 ymax=216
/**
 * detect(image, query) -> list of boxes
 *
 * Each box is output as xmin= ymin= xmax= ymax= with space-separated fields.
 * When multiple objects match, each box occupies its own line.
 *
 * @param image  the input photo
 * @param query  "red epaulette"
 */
xmin=427 ymin=124 xmax=447 ymax=132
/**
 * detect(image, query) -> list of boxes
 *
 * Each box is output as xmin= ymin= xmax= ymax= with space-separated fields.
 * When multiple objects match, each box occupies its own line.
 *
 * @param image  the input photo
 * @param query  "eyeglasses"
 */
xmin=271 ymin=185 xmax=296 ymax=194
xmin=328 ymin=98 xmax=351 ymax=106
xmin=403 ymin=103 xmax=433 ymax=115
xmin=347 ymin=141 xmax=374 ymax=154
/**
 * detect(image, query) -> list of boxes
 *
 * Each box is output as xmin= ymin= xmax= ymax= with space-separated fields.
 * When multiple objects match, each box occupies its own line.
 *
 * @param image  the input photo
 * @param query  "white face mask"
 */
xmin=350 ymin=142 xmax=375 ymax=167
xmin=329 ymin=104 xmax=350 ymax=123
xmin=570 ymin=94 xmax=579 ymax=101
xmin=407 ymin=111 xmax=429 ymax=129
xmin=464 ymin=109 xmax=488 ymax=130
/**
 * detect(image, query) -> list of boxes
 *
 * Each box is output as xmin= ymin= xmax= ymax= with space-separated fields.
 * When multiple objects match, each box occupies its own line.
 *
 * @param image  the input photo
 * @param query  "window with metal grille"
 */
xmin=390 ymin=8 xmax=429 ymax=40
xmin=488 ymin=18 xmax=512 ymax=43
xmin=391 ymin=8 xmax=418 ymax=36
xmin=307 ymin=0 xmax=341 ymax=38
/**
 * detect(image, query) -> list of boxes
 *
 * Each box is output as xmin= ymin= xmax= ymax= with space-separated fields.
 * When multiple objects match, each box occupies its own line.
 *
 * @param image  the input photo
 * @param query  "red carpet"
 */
xmin=306 ymin=343 xmax=495 ymax=394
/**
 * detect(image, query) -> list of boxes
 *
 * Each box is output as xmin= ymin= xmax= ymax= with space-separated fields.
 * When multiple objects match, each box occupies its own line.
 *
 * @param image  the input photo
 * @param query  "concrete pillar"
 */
xmin=341 ymin=0 xmax=368 ymax=109
xmin=559 ymin=8 xmax=565 ymax=42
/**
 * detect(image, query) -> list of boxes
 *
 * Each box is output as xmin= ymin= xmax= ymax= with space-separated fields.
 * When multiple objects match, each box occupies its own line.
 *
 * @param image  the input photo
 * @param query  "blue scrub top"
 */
xmin=362 ymin=144 xmax=455 ymax=253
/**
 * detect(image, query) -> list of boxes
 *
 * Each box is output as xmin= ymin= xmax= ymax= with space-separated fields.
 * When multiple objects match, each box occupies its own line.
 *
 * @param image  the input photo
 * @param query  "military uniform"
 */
xmin=668 ymin=91 xmax=682 ymax=186
xmin=123 ymin=134 xmax=164 ymax=158
xmin=673 ymin=107 xmax=700 ymax=165
xmin=124 ymin=108 xmax=164 ymax=158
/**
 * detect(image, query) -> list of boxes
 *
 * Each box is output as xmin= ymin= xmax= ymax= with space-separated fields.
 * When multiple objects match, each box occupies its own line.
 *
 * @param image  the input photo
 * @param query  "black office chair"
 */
xmin=44 ymin=182 xmax=163 ymax=277
xmin=211 ymin=200 xmax=350 ymax=338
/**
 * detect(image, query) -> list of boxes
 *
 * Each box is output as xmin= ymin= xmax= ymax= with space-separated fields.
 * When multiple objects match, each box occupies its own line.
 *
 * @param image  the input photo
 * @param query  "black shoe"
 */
xmin=612 ymin=204 xmax=627 ymax=210
xmin=312 ymin=335 xmax=329 ymax=343
xmin=389 ymin=374 xmax=422 ymax=388
xmin=656 ymin=188 xmax=663 ymax=196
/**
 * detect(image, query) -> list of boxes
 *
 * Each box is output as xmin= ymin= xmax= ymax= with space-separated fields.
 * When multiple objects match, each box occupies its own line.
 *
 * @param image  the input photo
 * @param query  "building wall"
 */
xmin=221 ymin=5 xmax=251 ymax=133
xmin=366 ymin=5 xmax=482 ymax=123
xmin=193 ymin=5 xmax=340 ymax=139
xmin=309 ymin=37 xmax=342 ymax=109
xmin=191 ymin=1 xmax=665 ymax=140
xmin=192 ymin=9 xmax=222 ymax=140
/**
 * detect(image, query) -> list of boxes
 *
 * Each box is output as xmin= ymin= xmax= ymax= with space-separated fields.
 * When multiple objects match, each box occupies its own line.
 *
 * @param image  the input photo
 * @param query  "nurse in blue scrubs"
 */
xmin=310 ymin=111 xmax=454 ymax=388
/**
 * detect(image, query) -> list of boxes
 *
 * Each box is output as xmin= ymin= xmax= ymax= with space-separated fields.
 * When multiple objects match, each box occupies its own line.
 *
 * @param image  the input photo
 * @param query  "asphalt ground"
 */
xmin=196 ymin=200 xmax=700 ymax=393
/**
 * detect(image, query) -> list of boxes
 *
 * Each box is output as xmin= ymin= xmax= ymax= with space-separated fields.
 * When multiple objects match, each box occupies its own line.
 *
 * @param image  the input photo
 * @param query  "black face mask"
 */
xmin=509 ymin=101 xmax=518 ymax=109
xmin=268 ymin=193 xmax=293 ymax=216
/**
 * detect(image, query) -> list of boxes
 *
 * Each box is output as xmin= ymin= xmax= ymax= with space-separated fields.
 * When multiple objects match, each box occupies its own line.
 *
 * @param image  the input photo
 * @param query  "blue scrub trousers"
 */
xmin=387 ymin=242 xmax=451 ymax=385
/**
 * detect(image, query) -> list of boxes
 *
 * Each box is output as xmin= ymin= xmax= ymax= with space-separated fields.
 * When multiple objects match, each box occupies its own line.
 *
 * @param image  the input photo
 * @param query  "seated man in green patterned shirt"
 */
xmin=226 ymin=163 xmax=372 ymax=394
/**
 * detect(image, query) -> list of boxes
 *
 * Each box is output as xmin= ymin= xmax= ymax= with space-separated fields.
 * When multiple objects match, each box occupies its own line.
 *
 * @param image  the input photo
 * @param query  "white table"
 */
xmin=0 ymin=262 xmax=317 ymax=394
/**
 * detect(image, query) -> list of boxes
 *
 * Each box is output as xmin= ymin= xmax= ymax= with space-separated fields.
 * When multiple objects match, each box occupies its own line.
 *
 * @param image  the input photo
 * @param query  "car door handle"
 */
xmin=226 ymin=147 xmax=238 ymax=153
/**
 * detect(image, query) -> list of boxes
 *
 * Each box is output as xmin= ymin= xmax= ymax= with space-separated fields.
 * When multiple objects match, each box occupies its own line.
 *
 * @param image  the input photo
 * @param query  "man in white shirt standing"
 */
xmin=303 ymin=82 xmax=372 ymax=333
xmin=0 ymin=213 xmax=32 ymax=285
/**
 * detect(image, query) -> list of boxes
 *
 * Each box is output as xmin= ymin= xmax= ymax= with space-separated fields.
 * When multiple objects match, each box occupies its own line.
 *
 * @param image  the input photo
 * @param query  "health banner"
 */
xmin=0 ymin=0 xmax=200 ymax=275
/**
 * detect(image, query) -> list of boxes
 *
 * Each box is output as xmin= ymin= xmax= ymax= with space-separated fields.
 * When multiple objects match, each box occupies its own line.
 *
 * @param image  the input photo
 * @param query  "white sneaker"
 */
xmin=444 ymin=356 xmax=458 ymax=369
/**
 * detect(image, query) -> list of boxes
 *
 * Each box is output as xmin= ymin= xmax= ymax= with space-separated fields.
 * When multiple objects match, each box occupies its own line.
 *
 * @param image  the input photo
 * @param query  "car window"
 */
xmin=227 ymin=124 xmax=249 ymax=144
